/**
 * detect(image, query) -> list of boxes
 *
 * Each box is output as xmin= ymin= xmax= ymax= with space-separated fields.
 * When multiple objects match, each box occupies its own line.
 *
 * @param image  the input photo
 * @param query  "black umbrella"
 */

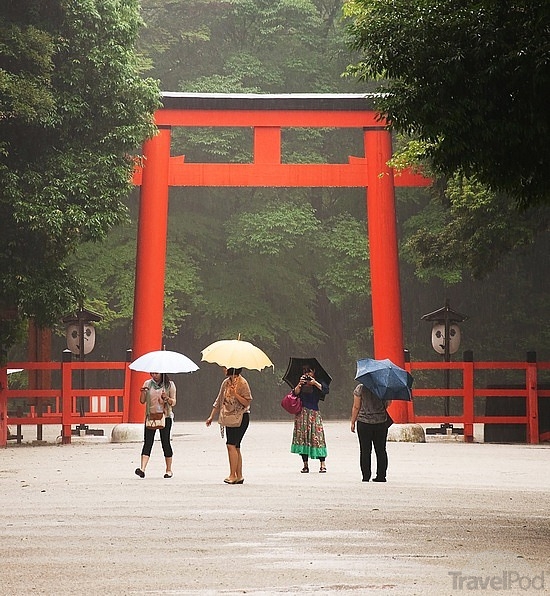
xmin=282 ymin=357 xmax=332 ymax=398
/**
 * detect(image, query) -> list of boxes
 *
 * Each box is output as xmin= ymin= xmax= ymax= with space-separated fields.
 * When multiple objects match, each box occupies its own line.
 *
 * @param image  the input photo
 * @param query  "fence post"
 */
xmin=462 ymin=350 xmax=474 ymax=442
xmin=123 ymin=349 xmax=132 ymax=423
xmin=0 ymin=366 xmax=7 ymax=447
xmin=61 ymin=350 xmax=73 ymax=444
xmin=526 ymin=351 xmax=539 ymax=444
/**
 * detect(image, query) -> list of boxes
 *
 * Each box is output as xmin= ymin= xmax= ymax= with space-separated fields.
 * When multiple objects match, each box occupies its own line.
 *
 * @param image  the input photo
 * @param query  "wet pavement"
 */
xmin=0 ymin=421 xmax=549 ymax=595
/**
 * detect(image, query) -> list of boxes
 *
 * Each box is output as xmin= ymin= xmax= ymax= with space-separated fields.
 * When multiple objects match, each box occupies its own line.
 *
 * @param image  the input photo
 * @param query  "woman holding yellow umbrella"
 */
xmin=206 ymin=367 xmax=251 ymax=484
xmin=202 ymin=337 xmax=273 ymax=485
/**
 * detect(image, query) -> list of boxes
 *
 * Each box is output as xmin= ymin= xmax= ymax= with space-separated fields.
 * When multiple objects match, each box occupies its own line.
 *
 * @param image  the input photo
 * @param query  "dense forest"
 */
xmin=7 ymin=0 xmax=550 ymax=419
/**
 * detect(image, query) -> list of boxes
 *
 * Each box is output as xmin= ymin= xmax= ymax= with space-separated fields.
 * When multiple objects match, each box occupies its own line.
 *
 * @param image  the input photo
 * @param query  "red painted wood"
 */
xmin=526 ymin=361 xmax=539 ymax=443
xmin=154 ymin=108 xmax=381 ymax=128
xmin=130 ymin=101 xmax=432 ymax=428
xmin=254 ymin=127 xmax=281 ymax=164
xmin=0 ymin=367 xmax=7 ymax=447
xmin=1 ymin=359 xmax=548 ymax=444
xmin=132 ymin=158 xmax=432 ymax=188
xmin=364 ymin=128 xmax=408 ymax=423
xmin=129 ymin=128 xmax=172 ymax=422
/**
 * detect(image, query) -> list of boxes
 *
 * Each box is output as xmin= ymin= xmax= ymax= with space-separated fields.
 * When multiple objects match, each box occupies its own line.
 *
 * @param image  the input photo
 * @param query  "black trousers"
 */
xmin=141 ymin=416 xmax=173 ymax=458
xmin=356 ymin=420 xmax=388 ymax=481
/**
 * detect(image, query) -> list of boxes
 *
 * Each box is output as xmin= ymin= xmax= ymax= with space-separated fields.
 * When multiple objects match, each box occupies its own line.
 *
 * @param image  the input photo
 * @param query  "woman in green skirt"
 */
xmin=291 ymin=364 xmax=329 ymax=473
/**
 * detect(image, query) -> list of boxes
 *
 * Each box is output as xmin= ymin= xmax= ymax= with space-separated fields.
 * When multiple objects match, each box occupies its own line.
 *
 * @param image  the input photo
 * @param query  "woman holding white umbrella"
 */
xmin=129 ymin=349 xmax=199 ymax=480
xmin=135 ymin=372 xmax=177 ymax=479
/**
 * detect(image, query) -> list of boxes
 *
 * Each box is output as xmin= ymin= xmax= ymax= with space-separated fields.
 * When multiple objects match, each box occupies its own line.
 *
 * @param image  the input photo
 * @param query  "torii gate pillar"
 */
xmin=128 ymin=127 xmax=171 ymax=421
xmin=365 ymin=127 xmax=408 ymax=422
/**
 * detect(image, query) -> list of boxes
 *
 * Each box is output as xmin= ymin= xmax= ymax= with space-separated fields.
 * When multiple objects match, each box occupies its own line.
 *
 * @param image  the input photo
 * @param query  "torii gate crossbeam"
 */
xmin=131 ymin=93 xmax=431 ymax=423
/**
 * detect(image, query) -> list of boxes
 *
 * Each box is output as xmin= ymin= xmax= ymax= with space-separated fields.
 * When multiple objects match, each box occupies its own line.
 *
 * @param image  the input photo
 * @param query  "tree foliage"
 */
xmin=0 ymin=0 xmax=160 ymax=355
xmin=402 ymin=174 xmax=550 ymax=282
xmin=140 ymin=0 xmax=355 ymax=93
xmin=344 ymin=0 xmax=550 ymax=208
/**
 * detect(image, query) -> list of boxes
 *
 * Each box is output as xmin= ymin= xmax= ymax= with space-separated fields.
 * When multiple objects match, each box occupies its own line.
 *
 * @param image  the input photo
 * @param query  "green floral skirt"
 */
xmin=291 ymin=407 xmax=327 ymax=459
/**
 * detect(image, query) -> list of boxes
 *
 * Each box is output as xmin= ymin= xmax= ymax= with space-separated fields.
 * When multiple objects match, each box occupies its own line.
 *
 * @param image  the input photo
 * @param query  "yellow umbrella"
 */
xmin=201 ymin=337 xmax=273 ymax=371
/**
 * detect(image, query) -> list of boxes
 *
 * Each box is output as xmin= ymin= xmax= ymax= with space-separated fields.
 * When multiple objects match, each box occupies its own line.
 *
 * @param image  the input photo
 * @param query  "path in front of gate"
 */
xmin=1 ymin=421 xmax=549 ymax=595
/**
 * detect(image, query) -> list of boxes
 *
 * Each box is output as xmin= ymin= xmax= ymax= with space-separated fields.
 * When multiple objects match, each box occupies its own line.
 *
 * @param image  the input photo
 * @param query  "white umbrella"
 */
xmin=201 ymin=338 xmax=273 ymax=371
xmin=129 ymin=350 xmax=199 ymax=374
xmin=8 ymin=369 xmax=24 ymax=374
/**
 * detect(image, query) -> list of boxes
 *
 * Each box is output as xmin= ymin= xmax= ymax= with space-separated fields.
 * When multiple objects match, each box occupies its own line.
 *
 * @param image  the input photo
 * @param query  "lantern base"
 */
xmin=425 ymin=423 xmax=464 ymax=436
xmin=71 ymin=424 xmax=104 ymax=437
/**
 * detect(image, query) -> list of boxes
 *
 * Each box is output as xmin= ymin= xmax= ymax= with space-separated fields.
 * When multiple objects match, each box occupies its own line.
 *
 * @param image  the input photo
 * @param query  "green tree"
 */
xmin=344 ymin=0 xmax=550 ymax=208
xmin=140 ymin=0 xmax=357 ymax=94
xmin=402 ymin=174 xmax=550 ymax=282
xmin=0 ymin=0 xmax=160 ymax=356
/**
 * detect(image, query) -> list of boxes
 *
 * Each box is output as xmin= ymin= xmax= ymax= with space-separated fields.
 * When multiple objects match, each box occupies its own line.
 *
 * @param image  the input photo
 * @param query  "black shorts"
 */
xmin=225 ymin=413 xmax=250 ymax=448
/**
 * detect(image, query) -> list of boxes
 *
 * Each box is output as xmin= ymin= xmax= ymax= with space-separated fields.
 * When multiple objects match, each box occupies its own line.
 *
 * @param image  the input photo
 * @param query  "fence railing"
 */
xmin=0 ymin=357 xmax=131 ymax=446
xmin=1 ymin=356 xmax=549 ymax=446
xmin=405 ymin=358 xmax=550 ymax=444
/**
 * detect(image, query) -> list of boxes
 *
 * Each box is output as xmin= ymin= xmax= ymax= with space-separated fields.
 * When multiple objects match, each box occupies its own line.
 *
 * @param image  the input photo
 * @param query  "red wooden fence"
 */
xmin=0 ymin=358 xmax=131 ymax=446
xmin=405 ymin=359 xmax=550 ymax=444
xmin=1 ymin=358 xmax=549 ymax=446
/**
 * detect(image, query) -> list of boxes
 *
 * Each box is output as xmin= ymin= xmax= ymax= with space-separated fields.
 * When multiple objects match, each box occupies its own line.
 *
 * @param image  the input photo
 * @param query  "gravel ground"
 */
xmin=1 ymin=420 xmax=549 ymax=595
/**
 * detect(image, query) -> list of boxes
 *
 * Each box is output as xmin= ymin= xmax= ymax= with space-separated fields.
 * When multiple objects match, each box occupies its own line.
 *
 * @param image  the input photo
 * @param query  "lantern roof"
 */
xmin=421 ymin=301 xmax=468 ymax=324
xmin=62 ymin=307 xmax=102 ymax=324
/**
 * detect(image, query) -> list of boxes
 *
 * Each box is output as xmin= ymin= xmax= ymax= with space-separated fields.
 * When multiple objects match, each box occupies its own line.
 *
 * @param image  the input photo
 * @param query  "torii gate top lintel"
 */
xmin=159 ymin=91 xmax=379 ymax=112
xmin=134 ymin=92 xmax=430 ymax=188
xmin=151 ymin=92 xmax=384 ymax=130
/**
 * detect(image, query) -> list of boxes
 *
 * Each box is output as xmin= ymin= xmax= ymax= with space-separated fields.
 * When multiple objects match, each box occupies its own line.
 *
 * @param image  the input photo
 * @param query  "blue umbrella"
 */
xmin=355 ymin=358 xmax=413 ymax=401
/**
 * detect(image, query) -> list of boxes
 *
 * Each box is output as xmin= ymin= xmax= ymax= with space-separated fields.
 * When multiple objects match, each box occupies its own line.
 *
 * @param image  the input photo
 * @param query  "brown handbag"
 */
xmin=217 ymin=378 xmax=245 ymax=427
xmin=218 ymin=402 xmax=244 ymax=427
xmin=148 ymin=411 xmax=164 ymax=420
xmin=146 ymin=381 xmax=166 ymax=421
xmin=145 ymin=414 xmax=165 ymax=430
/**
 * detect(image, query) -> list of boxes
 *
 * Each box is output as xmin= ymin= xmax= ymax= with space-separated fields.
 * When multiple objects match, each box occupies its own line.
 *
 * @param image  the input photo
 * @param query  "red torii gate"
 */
xmin=131 ymin=93 xmax=430 ymax=424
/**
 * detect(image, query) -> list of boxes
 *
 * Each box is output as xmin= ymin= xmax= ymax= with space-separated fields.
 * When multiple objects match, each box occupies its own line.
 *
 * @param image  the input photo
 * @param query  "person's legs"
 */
xmin=291 ymin=409 xmax=310 ymax=472
xmin=356 ymin=421 xmax=374 ymax=481
xmin=372 ymin=424 xmax=388 ymax=481
xmin=159 ymin=418 xmax=174 ymax=477
xmin=225 ymin=444 xmax=239 ymax=482
xmin=308 ymin=411 xmax=327 ymax=472
xmin=235 ymin=448 xmax=243 ymax=480
xmin=136 ymin=454 xmax=149 ymax=477
xmin=135 ymin=426 xmax=155 ymax=477
xmin=226 ymin=414 xmax=248 ymax=483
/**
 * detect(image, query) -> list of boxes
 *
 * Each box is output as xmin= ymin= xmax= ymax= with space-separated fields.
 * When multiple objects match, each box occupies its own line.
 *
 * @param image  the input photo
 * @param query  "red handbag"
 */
xmin=281 ymin=391 xmax=302 ymax=415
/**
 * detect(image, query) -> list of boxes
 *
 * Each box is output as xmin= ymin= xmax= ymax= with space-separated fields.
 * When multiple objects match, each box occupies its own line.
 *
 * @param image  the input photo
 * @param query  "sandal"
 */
xmin=319 ymin=465 xmax=327 ymax=473
xmin=134 ymin=468 xmax=145 ymax=478
xmin=300 ymin=466 xmax=309 ymax=473
xmin=164 ymin=472 xmax=173 ymax=479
